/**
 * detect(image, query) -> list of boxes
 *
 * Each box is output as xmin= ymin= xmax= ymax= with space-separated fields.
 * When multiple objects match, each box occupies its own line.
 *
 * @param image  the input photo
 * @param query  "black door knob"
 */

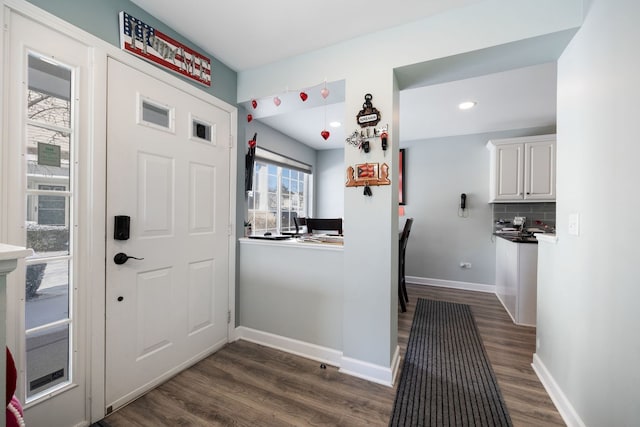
xmin=114 ymin=252 xmax=144 ymax=265
xmin=117 ymin=296 xmax=124 ymax=302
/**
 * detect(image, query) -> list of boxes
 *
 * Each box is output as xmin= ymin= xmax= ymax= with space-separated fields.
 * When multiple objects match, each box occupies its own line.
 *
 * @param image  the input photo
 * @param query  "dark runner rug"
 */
xmin=390 ymin=299 xmax=512 ymax=426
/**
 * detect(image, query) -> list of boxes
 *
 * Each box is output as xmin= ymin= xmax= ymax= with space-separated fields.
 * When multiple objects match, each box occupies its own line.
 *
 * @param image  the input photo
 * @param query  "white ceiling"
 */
xmin=399 ymin=62 xmax=557 ymax=143
xmin=130 ymin=0 xmax=562 ymax=150
xmin=130 ymin=0 xmax=484 ymax=72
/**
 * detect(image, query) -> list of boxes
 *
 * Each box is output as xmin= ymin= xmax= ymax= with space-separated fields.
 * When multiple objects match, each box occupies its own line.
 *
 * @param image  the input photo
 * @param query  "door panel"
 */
xmin=106 ymin=58 xmax=230 ymax=410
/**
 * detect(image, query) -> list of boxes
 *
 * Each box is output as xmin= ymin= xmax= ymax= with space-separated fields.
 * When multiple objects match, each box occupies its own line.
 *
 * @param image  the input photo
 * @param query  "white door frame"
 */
xmin=0 ymin=1 xmax=238 ymax=423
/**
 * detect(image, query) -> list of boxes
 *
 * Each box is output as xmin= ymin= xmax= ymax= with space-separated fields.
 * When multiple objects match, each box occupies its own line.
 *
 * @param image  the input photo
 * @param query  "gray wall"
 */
xmin=402 ymin=126 xmax=555 ymax=286
xmin=537 ymin=0 xmax=640 ymax=425
xmin=316 ymin=149 xmax=344 ymax=218
xmin=25 ymin=0 xmax=237 ymax=106
xmin=314 ymin=126 xmax=557 ymax=287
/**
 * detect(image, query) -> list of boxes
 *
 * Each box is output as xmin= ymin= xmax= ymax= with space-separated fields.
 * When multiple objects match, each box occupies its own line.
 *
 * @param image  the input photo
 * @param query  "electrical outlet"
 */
xmin=459 ymin=262 xmax=472 ymax=269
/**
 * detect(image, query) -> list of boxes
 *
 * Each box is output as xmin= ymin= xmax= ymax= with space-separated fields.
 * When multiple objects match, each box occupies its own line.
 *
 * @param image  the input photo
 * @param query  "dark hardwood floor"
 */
xmin=105 ymin=284 xmax=565 ymax=426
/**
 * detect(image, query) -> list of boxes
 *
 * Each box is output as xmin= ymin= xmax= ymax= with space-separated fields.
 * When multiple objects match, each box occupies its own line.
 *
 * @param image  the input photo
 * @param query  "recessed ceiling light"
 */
xmin=329 ymin=121 xmax=341 ymax=128
xmin=458 ymin=101 xmax=477 ymax=110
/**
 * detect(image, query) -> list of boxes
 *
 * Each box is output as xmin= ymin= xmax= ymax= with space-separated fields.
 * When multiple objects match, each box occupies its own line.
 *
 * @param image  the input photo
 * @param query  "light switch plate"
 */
xmin=568 ymin=213 xmax=580 ymax=236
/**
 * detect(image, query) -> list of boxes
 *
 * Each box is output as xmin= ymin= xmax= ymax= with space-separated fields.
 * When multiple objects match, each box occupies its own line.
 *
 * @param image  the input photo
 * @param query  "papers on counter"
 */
xmin=298 ymin=234 xmax=344 ymax=244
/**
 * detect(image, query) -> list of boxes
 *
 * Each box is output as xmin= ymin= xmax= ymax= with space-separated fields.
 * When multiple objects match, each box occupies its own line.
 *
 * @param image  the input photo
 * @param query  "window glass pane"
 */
xmin=26 ymin=323 xmax=70 ymax=398
xmin=28 ymin=55 xmax=71 ymax=128
xmin=268 ymin=174 xmax=277 ymax=193
xmin=26 ymin=221 xmax=69 ymax=258
xmin=192 ymin=119 xmax=211 ymax=141
xmin=27 ymin=91 xmax=71 ymax=128
xmin=25 ymin=260 xmax=69 ymax=329
xmin=282 ymin=177 xmax=290 ymax=192
xmin=141 ymin=100 xmax=170 ymax=128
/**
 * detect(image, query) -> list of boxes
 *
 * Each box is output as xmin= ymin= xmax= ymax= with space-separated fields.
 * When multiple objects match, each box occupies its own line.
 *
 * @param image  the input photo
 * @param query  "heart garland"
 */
xmin=247 ymin=82 xmax=334 ymax=142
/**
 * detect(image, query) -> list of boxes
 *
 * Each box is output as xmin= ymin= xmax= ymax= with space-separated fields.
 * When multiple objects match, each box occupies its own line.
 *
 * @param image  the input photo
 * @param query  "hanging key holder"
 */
xmin=345 ymin=162 xmax=391 ymax=196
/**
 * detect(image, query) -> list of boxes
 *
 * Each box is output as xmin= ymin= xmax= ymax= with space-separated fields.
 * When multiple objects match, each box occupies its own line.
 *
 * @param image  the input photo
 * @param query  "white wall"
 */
xmin=316 ymin=149 xmax=344 ymax=218
xmin=536 ymin=0 xmax=640 ymax=425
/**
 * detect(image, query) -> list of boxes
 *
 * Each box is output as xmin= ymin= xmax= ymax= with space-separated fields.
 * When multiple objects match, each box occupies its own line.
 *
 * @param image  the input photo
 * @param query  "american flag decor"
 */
xmin=119 ymin=11 xmax=212 ymax=87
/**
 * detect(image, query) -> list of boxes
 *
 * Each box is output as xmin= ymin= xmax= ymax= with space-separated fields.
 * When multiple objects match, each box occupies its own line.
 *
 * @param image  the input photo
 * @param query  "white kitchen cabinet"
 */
xmin=487 ymin=134 xmax=556 ymax=202
xmin=495 ymin=237 xmax=538 ymax=326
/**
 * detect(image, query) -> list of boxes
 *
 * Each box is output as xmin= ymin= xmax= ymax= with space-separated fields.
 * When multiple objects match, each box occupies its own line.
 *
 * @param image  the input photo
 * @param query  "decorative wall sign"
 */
xmin=356 ymin=163 xmax=378 ymax=180
xmin=119 ymin=11 xmax=212 ymax=87
xmin=356 ymin=93 xmax=381 ymax=128
xmin=345 ymin=163 xmax=391 ymax=188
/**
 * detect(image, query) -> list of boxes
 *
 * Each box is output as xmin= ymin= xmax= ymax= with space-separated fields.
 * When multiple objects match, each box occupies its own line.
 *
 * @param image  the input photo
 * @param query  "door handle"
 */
xmin=114 ymin=252 xmax=144 ymax=265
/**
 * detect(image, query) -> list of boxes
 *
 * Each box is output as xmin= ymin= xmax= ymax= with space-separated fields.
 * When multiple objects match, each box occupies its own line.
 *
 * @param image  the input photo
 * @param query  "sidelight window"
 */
xmin=24 ymin=53 xmax=75 ymax=401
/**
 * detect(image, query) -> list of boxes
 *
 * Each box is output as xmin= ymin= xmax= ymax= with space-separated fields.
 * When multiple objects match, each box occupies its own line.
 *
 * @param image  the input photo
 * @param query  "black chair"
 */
xmin=293 ymin=216 xmax=307 ymax=234
xmin=305 ymin=218 xmax=343 ymax=235
xmin=398 ymin=218 xmax=414 ymax=313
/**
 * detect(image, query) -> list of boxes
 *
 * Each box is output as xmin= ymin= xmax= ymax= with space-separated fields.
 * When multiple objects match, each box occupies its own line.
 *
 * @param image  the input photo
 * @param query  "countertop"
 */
xmin=494 ymin=233 xmax=539 ymax=244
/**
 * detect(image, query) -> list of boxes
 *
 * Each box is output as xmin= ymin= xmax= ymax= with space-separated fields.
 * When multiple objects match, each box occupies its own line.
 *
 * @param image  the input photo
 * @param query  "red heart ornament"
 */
xmin=321 ymin=130 xmax=330 ymax=140
xmin=251 ymin=99 xmax=257 ymax=109
xmin=247 ymin=114 xmax=253 ymax=123
xmin=273 ymin=96 xmax=281 ymax=106
xmin=248 ymin=139 xmax=256 ymax=148
xmin=299 ymin=92 xmax=308 ymax=102
xmin=321 ymin=88 xmax=330 ymax=99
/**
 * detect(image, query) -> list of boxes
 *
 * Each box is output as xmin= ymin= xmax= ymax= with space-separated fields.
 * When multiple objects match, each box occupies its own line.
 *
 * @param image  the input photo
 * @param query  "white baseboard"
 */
xmin=235 ymin=326 xmax=398 ymax=387
xmin=532 ymin=353 xmax=586 ymax=427
xmin=236 ymin=326 xmax=342 ymax=366
xmin=339 ymin=345 xmax=400 ymax=387
xmin=406 ymin=275 xmax=496 ymax=294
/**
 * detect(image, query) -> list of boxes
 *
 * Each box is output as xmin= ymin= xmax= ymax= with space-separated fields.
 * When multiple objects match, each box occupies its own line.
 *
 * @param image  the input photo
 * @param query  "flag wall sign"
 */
xmin=119 ymin=11 xmax=212 ymax=87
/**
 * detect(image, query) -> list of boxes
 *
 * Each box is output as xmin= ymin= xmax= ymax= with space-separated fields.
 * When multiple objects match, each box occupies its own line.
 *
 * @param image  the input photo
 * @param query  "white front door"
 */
xmin=105 ymin=58 xmax=230 ymax=411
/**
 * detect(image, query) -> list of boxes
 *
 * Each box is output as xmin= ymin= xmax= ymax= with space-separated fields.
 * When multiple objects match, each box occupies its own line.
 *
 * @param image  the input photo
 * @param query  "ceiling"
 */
xmin=130 ymin=0 xmax=484 ymax=72
xmin=131 ymin=0 xmax=565 ymax=150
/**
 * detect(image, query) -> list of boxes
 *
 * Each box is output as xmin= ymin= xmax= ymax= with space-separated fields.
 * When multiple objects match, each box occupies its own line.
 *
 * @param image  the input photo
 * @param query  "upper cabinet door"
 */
xmin=487 ymin=134 xmax=556 ymax=203
xmin=524 ymin=139 xmax=556 ymax=200
xmin=494 ymin=144 xmax=524 ymax=201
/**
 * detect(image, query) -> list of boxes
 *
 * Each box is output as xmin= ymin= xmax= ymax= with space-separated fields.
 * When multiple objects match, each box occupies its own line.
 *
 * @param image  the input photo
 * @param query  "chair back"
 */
xmin=294 ymin=217 xmax=307 ymax=234
xmin=400 ymin=218 xmax=414 ymax=254
xmin=305 ymin=218 xmax=343 ymax=235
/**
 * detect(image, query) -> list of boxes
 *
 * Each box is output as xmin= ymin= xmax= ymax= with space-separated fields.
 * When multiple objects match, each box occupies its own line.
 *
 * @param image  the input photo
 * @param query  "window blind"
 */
xmin=255 ymin=147 xmax=312 ymax=174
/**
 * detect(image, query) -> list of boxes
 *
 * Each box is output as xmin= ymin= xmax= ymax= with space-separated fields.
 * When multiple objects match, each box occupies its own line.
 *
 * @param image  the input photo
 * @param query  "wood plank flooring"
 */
xmin=104 ymin=284 xmax=565 ymax=426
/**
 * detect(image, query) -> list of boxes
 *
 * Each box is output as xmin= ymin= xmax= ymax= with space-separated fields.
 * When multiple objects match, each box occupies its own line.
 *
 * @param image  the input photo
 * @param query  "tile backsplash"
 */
xmin=492 ymin=202 xmax=556 ymax=231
